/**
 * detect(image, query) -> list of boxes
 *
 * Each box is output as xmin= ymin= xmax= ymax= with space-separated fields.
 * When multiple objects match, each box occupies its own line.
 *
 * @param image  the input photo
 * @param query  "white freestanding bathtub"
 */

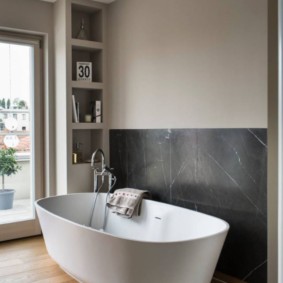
xmin=35 ymin=192 xmax=229 ymax=283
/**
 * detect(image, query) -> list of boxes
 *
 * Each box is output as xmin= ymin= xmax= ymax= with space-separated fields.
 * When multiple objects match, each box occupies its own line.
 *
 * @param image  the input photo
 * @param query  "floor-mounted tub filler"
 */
xmin=35 ymin=192 xmax=229 ymax=283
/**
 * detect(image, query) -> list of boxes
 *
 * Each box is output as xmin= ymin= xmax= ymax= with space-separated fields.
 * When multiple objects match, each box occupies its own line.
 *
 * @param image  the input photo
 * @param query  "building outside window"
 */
xmin=0 ymin=42 xmax=31 ymax=158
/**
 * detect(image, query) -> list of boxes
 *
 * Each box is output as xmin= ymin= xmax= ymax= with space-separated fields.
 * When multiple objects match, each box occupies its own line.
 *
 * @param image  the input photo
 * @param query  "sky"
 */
xmin=0 ymin=42 xmax=31 ymax=107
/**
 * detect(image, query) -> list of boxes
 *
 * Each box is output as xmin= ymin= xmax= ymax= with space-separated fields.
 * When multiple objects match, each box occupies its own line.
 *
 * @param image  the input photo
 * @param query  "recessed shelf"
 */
xmin=72 ymin=3 xmax=103 ymax=42
xmin=73 ymin=129 xmax=103 ymax=163
xmin=72 ymin=81 xmax=103 ymax=90
xmin=72 ymin=88 xmax=102 ymax=123
xmin=72 ymin=161 xmax=91 ymax=166
xmin=72 ymin=39 xmax=103 ymax=51
xmin=72 ymin=48 xmax=103 ymax=82
xmin=72 ymin=123 xmax=104 ymax=130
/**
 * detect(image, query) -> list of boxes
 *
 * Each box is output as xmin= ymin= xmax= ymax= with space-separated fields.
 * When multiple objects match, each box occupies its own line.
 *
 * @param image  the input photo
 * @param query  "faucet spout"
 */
xmin=91 ymin=148 xmax=105 ymax=171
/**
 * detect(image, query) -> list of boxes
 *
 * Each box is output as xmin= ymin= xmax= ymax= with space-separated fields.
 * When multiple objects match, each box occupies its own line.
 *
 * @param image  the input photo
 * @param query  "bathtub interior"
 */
xmin=37 ymin=193 xmax=95 ymax=226
xmin=37 ymin=192 xmax=229 ymax=243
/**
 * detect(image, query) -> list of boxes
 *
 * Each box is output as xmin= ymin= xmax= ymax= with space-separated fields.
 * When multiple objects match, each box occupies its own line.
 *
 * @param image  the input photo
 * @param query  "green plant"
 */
xmin=0 ymin=148 xmax=21 ymax=191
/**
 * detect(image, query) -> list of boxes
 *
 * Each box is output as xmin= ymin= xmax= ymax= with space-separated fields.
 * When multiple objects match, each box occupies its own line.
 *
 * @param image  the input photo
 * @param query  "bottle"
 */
xmin=73 ymin=142 xmax=83 ymax=163
xmin=72 ymin=153 xmax=78 ymax=164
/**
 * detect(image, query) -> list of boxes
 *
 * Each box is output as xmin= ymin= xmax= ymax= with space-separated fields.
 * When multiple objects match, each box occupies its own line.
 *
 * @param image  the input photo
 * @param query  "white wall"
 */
xmin=107 ymin=0 xmax=267 ymax=129
xmin=0 ymin=0 xmax=52 ymax=34
xmin=0 ymin=0 xmax=55 ymax=195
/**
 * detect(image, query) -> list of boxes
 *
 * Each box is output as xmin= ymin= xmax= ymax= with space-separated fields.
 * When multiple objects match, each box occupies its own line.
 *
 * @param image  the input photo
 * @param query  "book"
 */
xmin=95 ymin=100 xmax=101 ymax=123
xmin=76 ymin=102 xmax=80 ymax=122
xmin=72 ymin=95 xmax=78 ymax=123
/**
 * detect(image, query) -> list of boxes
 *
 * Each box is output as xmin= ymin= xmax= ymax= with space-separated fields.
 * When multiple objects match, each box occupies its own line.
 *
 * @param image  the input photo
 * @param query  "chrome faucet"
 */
xmin=91 ymin=148 xmax=106 ymax=192
xmin=91 ymin=148 xmax=105 ymax=172
xmin=89 ymin=149 xmax=117 ymax=229
xmin=90 ymin=148 xmax=115 ymax=192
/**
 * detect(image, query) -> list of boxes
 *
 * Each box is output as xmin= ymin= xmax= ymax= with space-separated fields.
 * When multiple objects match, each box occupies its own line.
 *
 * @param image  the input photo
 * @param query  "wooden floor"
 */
xmin=0 ymin=236 xmax=76 ymax=283
xmin=0 ymin=236 xmax=245 ymax=283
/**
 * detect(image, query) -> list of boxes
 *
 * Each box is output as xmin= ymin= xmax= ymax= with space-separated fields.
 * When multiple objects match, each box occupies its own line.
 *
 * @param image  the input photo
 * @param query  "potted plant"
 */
xmin=0 ymin=148 xmax=21 ymax=210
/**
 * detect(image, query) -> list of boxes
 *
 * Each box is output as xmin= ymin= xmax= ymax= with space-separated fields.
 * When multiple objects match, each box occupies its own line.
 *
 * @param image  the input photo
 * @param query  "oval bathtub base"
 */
xmin=60 ymin=266 xmax=84 ymax=283
xmin=36 ymin=193 xmax=229 ymax=283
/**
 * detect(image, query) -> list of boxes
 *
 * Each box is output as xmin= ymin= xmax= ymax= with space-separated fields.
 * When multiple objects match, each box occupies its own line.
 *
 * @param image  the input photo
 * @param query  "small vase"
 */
xmin=0 ymin=189 xmax=15 ymax=210
xmin=77 ymin=18 xmax=87 ymax=40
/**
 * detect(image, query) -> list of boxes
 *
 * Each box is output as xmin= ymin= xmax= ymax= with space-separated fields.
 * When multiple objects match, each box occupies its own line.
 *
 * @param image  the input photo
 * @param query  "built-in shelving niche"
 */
xmin=55 ymin=0 xmax=106 ymax=194
xmin=73 ymin=129 xmax=103 ymax=164
xmin=71 ymin=4 xmax=103 ymax=42
xmin=72 ymin=48 xmax=103 ymax=83
xmin=72 ymin=88 xmax=103 ymax=123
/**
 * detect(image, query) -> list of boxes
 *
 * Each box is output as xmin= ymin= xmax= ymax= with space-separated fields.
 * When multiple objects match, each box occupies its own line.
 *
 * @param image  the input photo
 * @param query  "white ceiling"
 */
xmin=41 ymin=0 xmax=115 ymax=3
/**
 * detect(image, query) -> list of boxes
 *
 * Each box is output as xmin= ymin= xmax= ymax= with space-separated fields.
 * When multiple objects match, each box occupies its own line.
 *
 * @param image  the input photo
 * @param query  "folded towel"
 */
xmin=106 ymin=188 xmax=151 ymax=218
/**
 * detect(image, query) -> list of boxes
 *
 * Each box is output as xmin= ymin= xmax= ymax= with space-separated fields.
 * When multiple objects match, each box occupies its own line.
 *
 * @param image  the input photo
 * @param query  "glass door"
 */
xmin=0 ymin=34 xmax=44 ymax=241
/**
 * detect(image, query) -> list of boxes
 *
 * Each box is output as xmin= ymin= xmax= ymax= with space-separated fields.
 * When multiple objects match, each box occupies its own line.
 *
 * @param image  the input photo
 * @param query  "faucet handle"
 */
xmin=103 ymin=165 xmax=114 ymax=173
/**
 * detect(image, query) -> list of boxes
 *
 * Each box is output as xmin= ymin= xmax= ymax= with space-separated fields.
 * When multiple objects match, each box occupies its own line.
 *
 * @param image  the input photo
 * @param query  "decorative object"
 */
xmin=0 ymin=148 xmax=21 ymax=210
xmin=72 ymin=153 xmax=78 ymax=164
xmin=73 ymin=142 xmax=83 ymax=164
xmin=77 ymin=18 xmax=87 ymax=40
xmin=84 ymin=114 xmax=92 ymax=122
xmin=72 ymin=95 xmax=78 ymax=123
xmin=76 ymin=62 xmax=92 ymax=81
xmin=76 ymin=101 xmax=80 ymax=122
xmin=95 ymin=100 xmax=101 ymax=123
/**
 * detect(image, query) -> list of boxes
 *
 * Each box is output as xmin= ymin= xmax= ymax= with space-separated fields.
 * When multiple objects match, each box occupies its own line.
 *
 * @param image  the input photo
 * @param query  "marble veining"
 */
xmin=109 ymin=128 xmax=267 ymax=283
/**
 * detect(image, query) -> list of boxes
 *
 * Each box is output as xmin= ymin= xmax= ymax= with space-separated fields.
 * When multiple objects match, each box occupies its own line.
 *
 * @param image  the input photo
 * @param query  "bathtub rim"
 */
xmin=35 ymin=192 xmax=230 ymax=244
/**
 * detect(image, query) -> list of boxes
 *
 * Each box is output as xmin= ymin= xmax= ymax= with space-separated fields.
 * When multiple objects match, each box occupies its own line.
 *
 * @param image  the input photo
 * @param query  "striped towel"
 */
xmin=106 ymin=188 xmax=151 ymax=218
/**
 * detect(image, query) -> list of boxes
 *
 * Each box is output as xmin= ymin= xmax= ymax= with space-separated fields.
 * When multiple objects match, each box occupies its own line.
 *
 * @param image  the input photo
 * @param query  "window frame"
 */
xmin=0 ymin=31 xmax=45 ymax=241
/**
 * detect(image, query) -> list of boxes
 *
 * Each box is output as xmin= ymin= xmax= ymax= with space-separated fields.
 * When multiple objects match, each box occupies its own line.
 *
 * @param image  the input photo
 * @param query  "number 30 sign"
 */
xmin=76 ymin=62 xmax=92 ymax=81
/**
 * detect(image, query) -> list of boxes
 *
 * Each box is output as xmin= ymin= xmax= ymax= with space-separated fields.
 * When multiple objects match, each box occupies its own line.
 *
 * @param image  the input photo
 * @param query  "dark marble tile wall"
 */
xmin=109 ymin=128 xmax=267 ymax=283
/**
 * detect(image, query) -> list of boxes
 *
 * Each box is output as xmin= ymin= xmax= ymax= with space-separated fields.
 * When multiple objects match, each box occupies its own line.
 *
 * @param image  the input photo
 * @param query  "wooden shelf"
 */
xmin=72 ymin=123 xmax=103 ymax=130
xmin=72 ymin=81 xmax=103 ymax=90
xmin=72 ymin=38 xmax=103 ymax=51
xmin=72 ymin=161 xmax=91 ymax=165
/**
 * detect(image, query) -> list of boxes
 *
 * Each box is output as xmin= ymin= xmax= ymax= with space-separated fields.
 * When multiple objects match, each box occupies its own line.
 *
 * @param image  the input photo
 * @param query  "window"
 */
xmin=0 ymin=42 xmax=32 ymax=154
xmin=0 ymin=32 xmax=44 ymax=236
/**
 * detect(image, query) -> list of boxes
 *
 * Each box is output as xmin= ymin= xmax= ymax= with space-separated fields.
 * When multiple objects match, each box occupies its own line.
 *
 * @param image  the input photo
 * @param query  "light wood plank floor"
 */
xmin=0 ymin=236 xmax=76 ymax=283
xmin=0 ymin=236 xmax=245 ymax=283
